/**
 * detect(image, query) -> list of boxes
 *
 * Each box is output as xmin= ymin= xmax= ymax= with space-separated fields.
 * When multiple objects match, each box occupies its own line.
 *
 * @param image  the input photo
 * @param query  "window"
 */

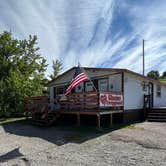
xmin=57 ymin=86 xmax=65 ymax=95
xmin=98 ymin=79 xmax=108 ymax=92
xmin=54 ymin=86 xmax=67 ymax=103
xmin=142 ymin=81 xmax=148 ymax=91
xmin=156 ymin=85 xmax=161 ymax=97
xmin=85 ymin=81 xmax=94 ymax=92
xmin=109 ymin=74 xmax=122 ymax=92
xmin=53 ymin=87 xmax=57 ymax=98
xmin=75 ymin=82 xmax=84 ymax=92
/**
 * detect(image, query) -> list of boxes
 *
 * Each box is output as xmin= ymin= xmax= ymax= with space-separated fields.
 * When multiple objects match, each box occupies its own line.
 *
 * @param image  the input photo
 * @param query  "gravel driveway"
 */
xmin=0 ymin=121 xmax=166 ymax=166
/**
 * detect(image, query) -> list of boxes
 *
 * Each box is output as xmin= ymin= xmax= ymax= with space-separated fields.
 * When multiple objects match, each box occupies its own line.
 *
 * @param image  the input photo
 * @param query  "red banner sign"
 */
xmin=99 ymin=92 xmax=123 ymax=107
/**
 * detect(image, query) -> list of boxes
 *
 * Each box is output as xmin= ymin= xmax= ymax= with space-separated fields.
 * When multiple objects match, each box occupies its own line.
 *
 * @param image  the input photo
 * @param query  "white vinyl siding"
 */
xmin=153 ymin=84 xmax=166 ymax=107
xmin=124 ymin=73 xmax=148 ymax=110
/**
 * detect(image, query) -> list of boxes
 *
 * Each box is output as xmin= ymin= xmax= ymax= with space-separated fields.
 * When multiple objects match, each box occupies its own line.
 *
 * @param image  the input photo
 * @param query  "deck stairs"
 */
xmin=147 ymin=108 xmax=166 ymax=122
xmin=31 ymin=112 xmax=61 ymax=126
xmin=47 ymin=112 xmax=61 ymax=126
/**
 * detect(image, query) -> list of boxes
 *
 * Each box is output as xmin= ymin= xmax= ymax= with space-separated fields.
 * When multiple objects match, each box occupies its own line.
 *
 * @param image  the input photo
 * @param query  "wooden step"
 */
xmin=32 ymin=119 xmax=47 ymax=122
xmin=147 ymin=119 xmax=166 ymax=122
xmin=148 ymin=115 xmax=166 ymax=119
xmin=148 ymin=112 xmax=166 ymax=115
xmin=31 ymin=109 xmax=60 ymax=124
xmin=47 ymin=114 xmax=61 ymax=126
xmin=148 ymin=113 xmax=166 ymax=116
xmin=31 ymin=120 xmax=48 ymax=126
xmin=147 ymin=108 xmax=166 ymax=122
xmin=31 ymin=113 xmax=61 ymax=127
xmin=152 ymin=108 xmax=166 ymax=110
xmin=149 ymin=112 xmax=166 ymax=114
xmin=151 ymin=110 xmax=166 ymax=113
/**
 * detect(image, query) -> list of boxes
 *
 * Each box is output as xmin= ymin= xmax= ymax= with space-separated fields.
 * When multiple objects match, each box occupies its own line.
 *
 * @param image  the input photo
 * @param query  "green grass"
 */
xmin=124 ymin=124 xmax=136 ymax=129
xmin=0 ymin=117 xmax=27 ymax=125
xmin=159 ymin=78 xmax=166 ymax=84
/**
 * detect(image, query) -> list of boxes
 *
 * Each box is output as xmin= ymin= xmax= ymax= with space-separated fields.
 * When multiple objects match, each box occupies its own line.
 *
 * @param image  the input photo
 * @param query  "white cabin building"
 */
xmin=47 ymin=67 xmax=166 ymax=123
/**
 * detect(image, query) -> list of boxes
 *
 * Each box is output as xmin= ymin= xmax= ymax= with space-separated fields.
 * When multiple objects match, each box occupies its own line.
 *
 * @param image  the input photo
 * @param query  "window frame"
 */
xmin=142 ymin=81 xmax=148 ymax=92
xmin=98 ymin=78 xmax=109 ymax=92
xmin=156 ymin=85 xmax=161 ymax=97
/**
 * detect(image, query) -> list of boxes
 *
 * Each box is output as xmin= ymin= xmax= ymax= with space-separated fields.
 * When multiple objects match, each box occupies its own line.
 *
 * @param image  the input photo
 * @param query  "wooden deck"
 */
xmin=57 ymin=92 xmax=124 ymax=128
xmin=59 ymin=110 xmax=123 ymax=115
xmin=58 ymin=110 xmax=123 ymax=128
xmin=26 ymin=92 xmax=124 ymax=128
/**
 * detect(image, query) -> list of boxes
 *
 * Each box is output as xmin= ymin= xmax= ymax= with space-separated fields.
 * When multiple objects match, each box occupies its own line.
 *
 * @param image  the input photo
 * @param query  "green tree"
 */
xmin=162 ymin=71 xmax=166 ymax=78
xmin=0 ymin=31 xmax=47 ymax=116
xmin=147 ymin=70 xmax=160 ymax=79
xmin=49 ymin=59 xmax=62 ymax=80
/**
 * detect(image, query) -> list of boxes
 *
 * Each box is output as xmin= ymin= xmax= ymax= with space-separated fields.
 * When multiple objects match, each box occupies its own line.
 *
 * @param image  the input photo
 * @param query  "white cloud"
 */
xmin=0 ymin=0 xmax=165 ymax=76
xmin=112 ymin=0 xmax=166 ymax=74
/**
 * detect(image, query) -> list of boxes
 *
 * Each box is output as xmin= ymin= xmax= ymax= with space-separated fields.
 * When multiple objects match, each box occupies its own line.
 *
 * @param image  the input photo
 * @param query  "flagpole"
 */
xmin=78 ymin=63 xmax=98 ymax=92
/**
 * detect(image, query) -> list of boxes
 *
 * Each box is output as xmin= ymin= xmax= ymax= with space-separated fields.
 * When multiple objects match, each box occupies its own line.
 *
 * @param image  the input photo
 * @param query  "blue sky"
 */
xmin=0 ymin=0 xmax=166 ymax=76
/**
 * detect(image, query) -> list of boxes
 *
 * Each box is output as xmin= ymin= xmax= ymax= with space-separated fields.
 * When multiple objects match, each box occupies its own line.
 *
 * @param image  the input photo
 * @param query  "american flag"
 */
xmin=65 ymin=66 xmax=89 ymax=95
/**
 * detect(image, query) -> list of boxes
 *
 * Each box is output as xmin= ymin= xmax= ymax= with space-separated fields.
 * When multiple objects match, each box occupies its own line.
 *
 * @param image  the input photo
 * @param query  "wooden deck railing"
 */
xmin=25 ymin=92 xmax=124 ymax=113
xmin=59 ymin=92 xmax=99 ymax=111
xmin=25 ymin=96 xmax=49 ymax=117
xmin=59 ymin=91 xmax=124 ymax=111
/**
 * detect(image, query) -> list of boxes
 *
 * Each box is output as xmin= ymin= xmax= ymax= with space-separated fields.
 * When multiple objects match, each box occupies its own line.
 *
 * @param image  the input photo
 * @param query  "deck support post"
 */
xmin=97 ymin=113 xmax=101 ymax=129
xmin=110 ymin=113 xmax=112 ymax=127
xmin=77 ymin=112 xmax=80 ymax=126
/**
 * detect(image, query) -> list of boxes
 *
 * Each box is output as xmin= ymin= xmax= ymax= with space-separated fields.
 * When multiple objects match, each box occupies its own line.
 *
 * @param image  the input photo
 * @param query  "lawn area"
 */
xmin=0 ymin=117 xmax=27 ymax=125
xmin=159 ymin=78 xmax=166 ymax=84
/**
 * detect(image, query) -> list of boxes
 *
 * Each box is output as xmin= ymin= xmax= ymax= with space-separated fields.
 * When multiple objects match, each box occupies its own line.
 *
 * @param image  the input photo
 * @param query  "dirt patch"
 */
xmin=0 ymin=121 xmax=166 ymax=165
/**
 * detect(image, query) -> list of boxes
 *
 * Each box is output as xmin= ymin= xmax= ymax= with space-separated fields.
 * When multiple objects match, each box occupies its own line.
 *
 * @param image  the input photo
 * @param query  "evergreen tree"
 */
xmin=49 ymin=59 xmax=62 ymax=80
xmin=162 ymin=71 xmax=166 ymax=78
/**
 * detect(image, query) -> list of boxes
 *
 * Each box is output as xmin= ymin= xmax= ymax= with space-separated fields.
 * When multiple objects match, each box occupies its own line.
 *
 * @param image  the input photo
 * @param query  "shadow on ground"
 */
xmin=0 ymin=148 xmax=23 ymax=162
xmin=1 ymin=118 xmax=133 ymax=146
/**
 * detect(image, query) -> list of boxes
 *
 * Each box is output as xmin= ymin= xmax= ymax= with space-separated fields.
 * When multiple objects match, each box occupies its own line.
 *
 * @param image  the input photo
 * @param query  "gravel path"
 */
xmin=0 ymin=121 xmax=166 ymax=166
